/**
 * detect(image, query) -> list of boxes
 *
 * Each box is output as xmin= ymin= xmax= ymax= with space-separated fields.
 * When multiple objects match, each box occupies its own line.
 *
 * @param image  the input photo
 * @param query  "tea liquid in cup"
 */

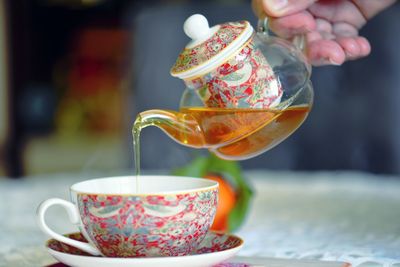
xmin=37 ymin=175 xmax=218 ymax=257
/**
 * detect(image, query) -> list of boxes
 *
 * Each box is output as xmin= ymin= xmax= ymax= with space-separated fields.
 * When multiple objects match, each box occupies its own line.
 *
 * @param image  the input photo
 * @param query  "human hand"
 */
xmin=252 ymin=0 xmax=396 ymax=66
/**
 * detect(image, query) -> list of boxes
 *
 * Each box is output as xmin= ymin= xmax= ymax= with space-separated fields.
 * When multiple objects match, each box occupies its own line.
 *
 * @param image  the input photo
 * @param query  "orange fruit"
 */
xmin=204 ymin=173 xmax=237 ymax=232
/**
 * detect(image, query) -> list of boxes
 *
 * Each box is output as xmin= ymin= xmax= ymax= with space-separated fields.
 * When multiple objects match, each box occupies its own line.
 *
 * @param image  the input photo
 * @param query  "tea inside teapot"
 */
xmin=134 ymin=105 xmax=310 ymax=161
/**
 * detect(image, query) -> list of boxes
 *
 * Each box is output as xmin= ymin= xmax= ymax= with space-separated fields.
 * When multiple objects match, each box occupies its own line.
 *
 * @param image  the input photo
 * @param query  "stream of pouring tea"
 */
xmin=132 ymin=120 xmax=141 ymax=193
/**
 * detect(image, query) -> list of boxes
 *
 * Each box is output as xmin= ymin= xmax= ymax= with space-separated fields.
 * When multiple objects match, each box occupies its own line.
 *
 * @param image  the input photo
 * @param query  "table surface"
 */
xmin=1 ymin=170 xmax=400 ymax=267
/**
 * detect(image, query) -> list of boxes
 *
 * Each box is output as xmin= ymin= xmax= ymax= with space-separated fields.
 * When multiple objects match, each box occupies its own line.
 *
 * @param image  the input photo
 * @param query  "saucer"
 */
xmin=46 ymin=231 xmax=244 ymax=267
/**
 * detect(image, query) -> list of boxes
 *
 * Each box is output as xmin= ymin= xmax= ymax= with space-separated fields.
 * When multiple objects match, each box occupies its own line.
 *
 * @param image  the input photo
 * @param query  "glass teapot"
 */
xmin=134 ymin=14 xmax=313 ymax=160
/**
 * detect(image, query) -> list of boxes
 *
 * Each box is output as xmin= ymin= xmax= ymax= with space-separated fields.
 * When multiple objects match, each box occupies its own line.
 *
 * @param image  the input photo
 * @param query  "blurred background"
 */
xmin=0 ymin=0 xmax=399 ymax=178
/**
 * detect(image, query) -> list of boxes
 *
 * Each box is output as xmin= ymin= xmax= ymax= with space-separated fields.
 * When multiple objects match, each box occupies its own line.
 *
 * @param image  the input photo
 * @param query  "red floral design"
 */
xmin=75 ymin=189 xmax=218 ymax=257
xmin=171 ymin=22 xmax=249 ymax=74
xmin=184 ymin=40 xmax=282 ymax=109
xmin=47 ymin=231 xmax=243 ymax=259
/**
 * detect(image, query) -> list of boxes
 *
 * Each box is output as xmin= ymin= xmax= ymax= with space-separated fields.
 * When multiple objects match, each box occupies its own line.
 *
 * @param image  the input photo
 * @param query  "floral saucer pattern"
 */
xmin=46 ymin=231 xmax=244 ymax=267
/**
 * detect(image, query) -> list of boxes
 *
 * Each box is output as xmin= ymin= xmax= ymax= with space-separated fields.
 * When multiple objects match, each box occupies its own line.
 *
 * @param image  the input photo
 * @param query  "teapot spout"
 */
xmin=133 ymin=109 xmax=205 ymax=148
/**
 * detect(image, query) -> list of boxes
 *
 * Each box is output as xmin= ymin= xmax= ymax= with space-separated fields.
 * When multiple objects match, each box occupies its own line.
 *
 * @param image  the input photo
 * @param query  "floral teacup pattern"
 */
xmin=77 ymin=189 xmax=218 ymax=257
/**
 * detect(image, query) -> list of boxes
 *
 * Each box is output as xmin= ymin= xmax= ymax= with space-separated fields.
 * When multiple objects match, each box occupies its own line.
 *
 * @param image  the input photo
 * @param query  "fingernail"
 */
xmin=329 ymin=59 xmax=342 ymax=66
xmin=266 ymin=0 xmax=288 ymax=11
xmin=313 ymin=58 xmax=342 ymax=66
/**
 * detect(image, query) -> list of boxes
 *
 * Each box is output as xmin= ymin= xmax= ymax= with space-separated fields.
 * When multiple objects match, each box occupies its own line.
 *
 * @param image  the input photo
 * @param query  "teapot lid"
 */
xmin=170 ymin=14 xmax=253 ymax=79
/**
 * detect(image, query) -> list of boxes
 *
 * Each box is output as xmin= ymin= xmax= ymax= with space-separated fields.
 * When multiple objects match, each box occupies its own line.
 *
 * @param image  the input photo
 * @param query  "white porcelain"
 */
xmin=46 ymin=231 xmax=244 ymax=267
xmin=183 ymin=14 xmax=220 ymax=48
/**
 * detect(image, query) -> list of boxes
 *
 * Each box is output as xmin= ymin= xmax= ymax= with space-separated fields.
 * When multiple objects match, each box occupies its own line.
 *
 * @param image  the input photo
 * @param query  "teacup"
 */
xmin=36 ymin=175 xmax=218 ymax=257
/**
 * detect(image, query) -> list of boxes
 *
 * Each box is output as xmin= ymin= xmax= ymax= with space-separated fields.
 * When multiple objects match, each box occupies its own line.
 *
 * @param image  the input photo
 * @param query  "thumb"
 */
xmin=254 ymin=0 xmax=317 ymax=17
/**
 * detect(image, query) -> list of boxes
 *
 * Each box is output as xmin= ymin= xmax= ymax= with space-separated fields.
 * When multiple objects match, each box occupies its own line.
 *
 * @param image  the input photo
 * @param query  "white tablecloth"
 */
xmin=1 ymin=171 xmax=400 ymax=267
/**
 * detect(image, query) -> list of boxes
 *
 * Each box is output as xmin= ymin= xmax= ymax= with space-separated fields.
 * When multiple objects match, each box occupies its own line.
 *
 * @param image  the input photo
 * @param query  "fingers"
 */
xmin=315 ymin=18 xmax=332 ymax=34
xmin=251 ymin=0 xmax=373 ymax=66
xmin=332 ymin=22 xmax=359 ymax=37
xmin=307 ymin=38 xmax=346 ymax=66
xmin=336 ymin=37 xmax=360 ymax=59
xmin=336 ymin=36 xmax=371 ymax=59
xmin=260 ymin=0 xmax=317 ymax=17
xmin=269 ymin=11 xmax=316 ymax=38
xmin=308 ymin=1 xmax=366 ymax=28
xmin=357 ymin=37 xmax=371 ymax=57
xmin=303 ymin=19 xmax=370 ymax=66
xmin=306 ymin=35 xmax=371 ymax=66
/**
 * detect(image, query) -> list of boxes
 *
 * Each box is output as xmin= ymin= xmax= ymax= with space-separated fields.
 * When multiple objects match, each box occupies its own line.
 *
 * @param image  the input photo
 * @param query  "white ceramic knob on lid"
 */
xmin=184 ymin=14 xmax=219 ymax=48
xmin=171 ymin=14 xmax=254 ymax=79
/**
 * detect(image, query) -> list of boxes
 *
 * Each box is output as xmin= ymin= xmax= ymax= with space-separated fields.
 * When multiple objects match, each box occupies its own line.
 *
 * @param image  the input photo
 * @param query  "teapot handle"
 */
xmin=257 ymin=16 xmax=306 ymax=53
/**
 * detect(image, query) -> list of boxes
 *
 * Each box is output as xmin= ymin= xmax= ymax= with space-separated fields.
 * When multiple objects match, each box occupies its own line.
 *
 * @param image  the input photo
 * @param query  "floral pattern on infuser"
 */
xmin=185 ymin=41 xmax=282 ymax=109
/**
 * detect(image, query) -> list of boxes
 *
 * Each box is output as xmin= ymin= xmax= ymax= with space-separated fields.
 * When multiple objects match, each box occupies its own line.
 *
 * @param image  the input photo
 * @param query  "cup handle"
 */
xmin=36 ymin=198 xmax=101 ymax=256
xmin=257 ymin=16 xmax=307 ymax=53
